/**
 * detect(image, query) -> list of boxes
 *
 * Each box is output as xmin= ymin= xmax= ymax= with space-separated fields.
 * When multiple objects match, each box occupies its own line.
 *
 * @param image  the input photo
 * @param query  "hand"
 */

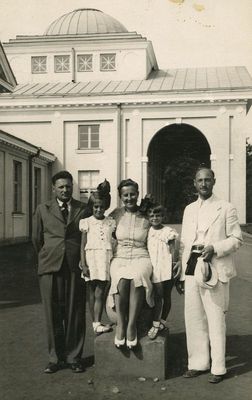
xmin=82 ymin=265 xmax=90 ymax=278
xmin=202 ymin=245 xmax=214 ymax=262
xmin=172 ymin=261 xmax=181 ymax=280
xmin=175 ymin=280 xmax=184 ymax=295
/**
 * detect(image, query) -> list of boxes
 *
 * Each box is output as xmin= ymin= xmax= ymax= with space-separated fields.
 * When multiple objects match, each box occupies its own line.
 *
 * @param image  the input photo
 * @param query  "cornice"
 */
xmin=0 ymin=97 xmax=248 ymax=111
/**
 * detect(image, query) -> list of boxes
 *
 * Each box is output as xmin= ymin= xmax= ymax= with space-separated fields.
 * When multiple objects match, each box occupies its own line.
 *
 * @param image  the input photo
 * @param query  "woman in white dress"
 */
xmin=108 ymin=179 xmax=154 ymax=349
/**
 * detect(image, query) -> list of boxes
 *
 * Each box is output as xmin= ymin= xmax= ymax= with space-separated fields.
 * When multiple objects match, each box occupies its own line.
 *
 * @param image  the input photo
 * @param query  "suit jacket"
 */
xmin=180 ymin=194 xmax=243 ymax=282
xmin=32 ymin=197 xmax=88 ymax=275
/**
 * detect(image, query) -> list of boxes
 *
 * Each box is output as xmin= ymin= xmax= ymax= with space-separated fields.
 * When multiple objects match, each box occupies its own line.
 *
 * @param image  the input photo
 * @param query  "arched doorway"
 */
xmin=147 ymin=124 xmax=211 ymax=223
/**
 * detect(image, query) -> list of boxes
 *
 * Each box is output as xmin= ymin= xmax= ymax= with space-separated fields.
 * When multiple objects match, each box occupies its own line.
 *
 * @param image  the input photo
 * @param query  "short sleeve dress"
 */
xmin=108 ymin=207 xmax=154 ymax=308
xmin=79 ymin=215 xmax=116 ymax=281
xmin=147 ymin=226 xmax=178 ymax=283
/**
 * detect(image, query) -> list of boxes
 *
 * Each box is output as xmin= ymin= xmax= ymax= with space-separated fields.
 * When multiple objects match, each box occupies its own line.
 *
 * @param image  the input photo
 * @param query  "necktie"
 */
xmin=61 ymin=202 xmax=68 ymax=223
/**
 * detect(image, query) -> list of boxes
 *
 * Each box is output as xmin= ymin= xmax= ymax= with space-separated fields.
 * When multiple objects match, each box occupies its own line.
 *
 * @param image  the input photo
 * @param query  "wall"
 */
xmin=5 ymin=43 xmax=150 ymax=83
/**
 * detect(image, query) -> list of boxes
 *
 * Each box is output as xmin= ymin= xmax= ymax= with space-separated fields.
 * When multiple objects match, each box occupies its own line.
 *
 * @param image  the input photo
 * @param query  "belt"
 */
xmin=191 ymin=244 xmax=204 ymax=253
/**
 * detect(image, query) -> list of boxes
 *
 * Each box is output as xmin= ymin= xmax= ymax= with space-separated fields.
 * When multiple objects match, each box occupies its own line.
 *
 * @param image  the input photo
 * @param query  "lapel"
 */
xmin=48 ymin=198 xmax=65 ymax=223
xmin=67 ymin=198 xmax=81 ymax=226
xmin=202 ymin=195 xmax=222 ymax=233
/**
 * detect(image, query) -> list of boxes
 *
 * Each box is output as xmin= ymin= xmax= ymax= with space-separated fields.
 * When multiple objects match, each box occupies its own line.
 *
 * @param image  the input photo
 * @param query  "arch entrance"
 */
xmin=147 ymin=124 xmax=211 ymax=223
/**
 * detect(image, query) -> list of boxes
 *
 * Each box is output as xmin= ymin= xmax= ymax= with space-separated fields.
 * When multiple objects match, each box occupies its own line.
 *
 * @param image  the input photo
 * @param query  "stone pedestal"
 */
xmin=94 ymin=330 xmax=168 ymax=380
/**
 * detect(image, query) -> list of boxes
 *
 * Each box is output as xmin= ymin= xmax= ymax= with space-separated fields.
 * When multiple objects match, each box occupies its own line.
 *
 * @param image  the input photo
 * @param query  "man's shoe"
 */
xmin=208 ymin=374 xmax=225 ymax=384
xmin=183 ymin=369 xmax=206 ymax=378
xmin=71 ymin=361 xmax=84 ymax=373
xmin=44 ymin=362 xmax=59 ymax=374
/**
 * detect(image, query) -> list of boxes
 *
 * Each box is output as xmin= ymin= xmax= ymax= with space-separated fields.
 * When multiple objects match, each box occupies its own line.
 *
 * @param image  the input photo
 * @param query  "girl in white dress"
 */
xmin=79 ymin=191 xmax=116 ymax=335
xmin=147 ymin=203 xmax=179 ymax=340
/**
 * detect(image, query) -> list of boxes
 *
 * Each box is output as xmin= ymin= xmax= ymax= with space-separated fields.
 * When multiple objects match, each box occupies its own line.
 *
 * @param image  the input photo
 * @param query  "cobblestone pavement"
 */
xmin=0 ymin=239 xmax=251 ymax=400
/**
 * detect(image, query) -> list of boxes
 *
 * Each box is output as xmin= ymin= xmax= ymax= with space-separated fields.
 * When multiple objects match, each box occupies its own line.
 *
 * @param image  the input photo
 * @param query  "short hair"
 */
xmin=117 ymin=179 xmax=139 ymax=196
xmin=195 ymin=166 xmax=215 ymax=179
xmin=52 ymin=170 xmax=73 ymax=185
xmin=147 ymin=203 xmax=165 ymax=216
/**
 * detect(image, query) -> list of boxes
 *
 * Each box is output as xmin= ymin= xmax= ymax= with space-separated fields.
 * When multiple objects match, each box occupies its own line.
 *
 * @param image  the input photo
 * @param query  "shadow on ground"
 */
xmin=0 ymin=242 xmax=40 ymax=308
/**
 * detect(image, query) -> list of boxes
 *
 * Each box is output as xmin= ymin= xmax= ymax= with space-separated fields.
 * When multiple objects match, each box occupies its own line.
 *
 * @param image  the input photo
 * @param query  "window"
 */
xmin=31 ymin=56 xmax=47 ymax=74
xmin=34 ymin=167 xmax=41 ymax=210
xmin=100 ymin=53 xmax=116 ymax=71
xmin=78 ymin=171 xmax=99 ymax=204
xmin=54 ymin=55 xmax=70 ymax=73
xmin=77 ymin=54 xmax=93 ymax=72
xmin=78 ymin=125 xmax=99 ymax=149
xmin=13 ymin=161 xmax=22 ymax=213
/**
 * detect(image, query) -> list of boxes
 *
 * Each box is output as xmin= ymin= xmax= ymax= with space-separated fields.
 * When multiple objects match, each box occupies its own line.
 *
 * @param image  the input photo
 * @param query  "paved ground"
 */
xmin=0 ymin=237 xmax=252 ymax=400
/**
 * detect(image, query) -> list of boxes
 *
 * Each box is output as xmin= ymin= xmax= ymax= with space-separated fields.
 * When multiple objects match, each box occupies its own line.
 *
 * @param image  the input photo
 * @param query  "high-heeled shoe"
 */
xmin=114 ymin=336 xmax=125 ymax=348
xmin=126 ymin=337 xmax=137 ymax=350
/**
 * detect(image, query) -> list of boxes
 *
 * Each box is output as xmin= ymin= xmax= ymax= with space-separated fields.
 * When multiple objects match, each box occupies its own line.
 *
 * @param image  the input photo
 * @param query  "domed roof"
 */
xmin=44 ymin=8 xmax=128 ymax=35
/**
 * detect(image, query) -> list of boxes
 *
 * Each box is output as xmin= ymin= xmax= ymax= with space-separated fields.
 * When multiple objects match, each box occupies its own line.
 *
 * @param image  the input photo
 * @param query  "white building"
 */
xmin=0 ymin=43 xmax=55 ymax=245
xmin=1 ymin=8 xmax=252 ymax=226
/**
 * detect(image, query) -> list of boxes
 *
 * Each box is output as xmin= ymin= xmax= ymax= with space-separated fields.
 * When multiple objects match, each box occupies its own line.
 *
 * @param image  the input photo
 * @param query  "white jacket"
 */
xmin=180 ymin=194 xmax=243 ymax=282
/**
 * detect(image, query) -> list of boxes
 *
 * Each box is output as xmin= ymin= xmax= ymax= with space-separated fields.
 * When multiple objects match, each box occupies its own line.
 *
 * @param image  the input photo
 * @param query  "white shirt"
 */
xmin=193 ymin=194 xmax=215 ymax=246
xmin=57 ymin=198 xmax=71 ymax=213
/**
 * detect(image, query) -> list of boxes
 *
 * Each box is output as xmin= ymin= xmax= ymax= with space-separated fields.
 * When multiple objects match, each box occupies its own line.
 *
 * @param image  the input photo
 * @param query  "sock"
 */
xmin=153 ymin=321 xmax=160 ymax=328
xmin=92 ymin=321 xmax=101 ymax=330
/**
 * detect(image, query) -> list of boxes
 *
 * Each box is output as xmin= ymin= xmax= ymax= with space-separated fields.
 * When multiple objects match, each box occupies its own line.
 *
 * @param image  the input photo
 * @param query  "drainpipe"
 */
xmin=117 ymin=103 xmax=122 ymax=207
xmin=28 ymin=147 xmax=41 ymax=239
xmin=71 ymin=47 xmax=76 ymax=83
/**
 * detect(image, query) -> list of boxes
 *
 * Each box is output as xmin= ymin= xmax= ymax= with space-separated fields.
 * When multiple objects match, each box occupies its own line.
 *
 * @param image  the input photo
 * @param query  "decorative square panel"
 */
xmin=31 ymin=56 xmax=47 ymax=74
xmin=54 ymin=55 xmax=70 ymax=73
xmin=77 ymin=54 xmax=93 ymax=72
xmin=100 ymin=53 xmax=116 ymax=71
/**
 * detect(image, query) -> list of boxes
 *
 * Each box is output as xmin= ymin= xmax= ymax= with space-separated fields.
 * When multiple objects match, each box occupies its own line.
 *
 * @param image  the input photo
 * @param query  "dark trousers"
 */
xmin=39 ymin=259 xmax=86 ymax=364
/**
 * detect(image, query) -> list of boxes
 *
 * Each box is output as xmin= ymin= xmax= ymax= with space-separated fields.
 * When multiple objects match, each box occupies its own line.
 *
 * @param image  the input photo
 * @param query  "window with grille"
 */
xmin=77 ymin=54 xmax=93 ymax=72
xmin=31 ymin=56 xmax=47 ymax=74
xmin=34 ymin=167 xmax=41 ymax=211
xmin=100 ymin=53 xmax=116 ymax=71
xmin=78 ymin=125 xmax=100 ymax=149
xmin=78 ymin=171 xmax=99 ymax=204
xmin=54 ymin=55 xmax=70 ymax=73
xmin=13 ymin=161 xmax=22 ymax=213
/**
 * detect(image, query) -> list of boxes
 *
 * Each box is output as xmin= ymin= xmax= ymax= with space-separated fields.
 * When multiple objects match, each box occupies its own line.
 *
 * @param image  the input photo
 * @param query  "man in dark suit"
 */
xmin=32 ymin=170 xmax=88 ymax=374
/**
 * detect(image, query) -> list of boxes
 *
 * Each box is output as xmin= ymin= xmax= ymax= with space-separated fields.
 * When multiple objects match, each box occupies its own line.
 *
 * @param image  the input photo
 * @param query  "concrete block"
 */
xmin=94 ymin=330 xmax=168 ymax=380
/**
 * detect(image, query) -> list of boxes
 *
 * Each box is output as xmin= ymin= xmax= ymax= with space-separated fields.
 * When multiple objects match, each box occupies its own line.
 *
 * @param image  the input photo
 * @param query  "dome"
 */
xmin=44 ymin=8 xmax=128 ymax=35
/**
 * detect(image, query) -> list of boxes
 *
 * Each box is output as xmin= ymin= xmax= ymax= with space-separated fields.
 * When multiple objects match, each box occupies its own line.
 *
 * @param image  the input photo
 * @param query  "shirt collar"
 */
xmin=197 ymin=193 xmax=214 ymax=207
xmin=56 ymin=198 xmax=71 ymax=207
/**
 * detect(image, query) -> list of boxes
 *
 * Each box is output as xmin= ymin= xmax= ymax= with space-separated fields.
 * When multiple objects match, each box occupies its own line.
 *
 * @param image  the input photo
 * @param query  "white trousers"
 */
xmin=185 ymin=276 xmax=229 ymax=375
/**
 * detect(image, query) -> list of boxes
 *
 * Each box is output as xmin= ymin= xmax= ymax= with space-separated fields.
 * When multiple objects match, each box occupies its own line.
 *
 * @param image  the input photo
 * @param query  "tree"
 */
xmin=163 ymin=156 xmax=204 ymax=223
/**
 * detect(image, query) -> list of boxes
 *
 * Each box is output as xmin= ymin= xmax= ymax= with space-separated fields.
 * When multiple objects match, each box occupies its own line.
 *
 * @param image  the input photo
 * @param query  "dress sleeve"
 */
xmin=109 ymin=207 xmax=123 ymax=223
xmin=164 ymin=226 xmax=179 ymax=242
xmin=79 ymin=218 xmax=89 ymax=232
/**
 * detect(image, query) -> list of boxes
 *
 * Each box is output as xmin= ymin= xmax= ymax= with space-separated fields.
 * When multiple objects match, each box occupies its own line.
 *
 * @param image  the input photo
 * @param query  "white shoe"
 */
xmin=126 ymin=337 xmax=137 ymax=350
xmin=114 ymin=336 xmax=125 ymax=348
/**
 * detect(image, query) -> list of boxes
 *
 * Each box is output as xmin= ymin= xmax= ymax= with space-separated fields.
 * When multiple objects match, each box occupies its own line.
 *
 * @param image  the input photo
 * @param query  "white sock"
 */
xmin=153 ymin=321 xmax=160 ymax=328
xmin=92 ymin=321 xmax=101 ymax=330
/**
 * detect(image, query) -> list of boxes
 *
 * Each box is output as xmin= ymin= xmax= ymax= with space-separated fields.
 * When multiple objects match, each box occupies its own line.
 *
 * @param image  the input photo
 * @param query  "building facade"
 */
xmin=1 ymin=8 xmax=252 ymax=224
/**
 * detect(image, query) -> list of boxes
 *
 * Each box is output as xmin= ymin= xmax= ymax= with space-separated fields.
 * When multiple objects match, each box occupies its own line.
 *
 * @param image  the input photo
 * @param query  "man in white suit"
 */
xmin=177 ymin=167 xmax=243 ymax=383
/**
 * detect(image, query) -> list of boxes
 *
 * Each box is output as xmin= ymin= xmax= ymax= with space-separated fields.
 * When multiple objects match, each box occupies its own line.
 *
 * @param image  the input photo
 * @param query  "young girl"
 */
xmin=79 ymin=190 xmax=116 ymax=335
xmin=147 ymin=203 xmax=179 ymax=340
